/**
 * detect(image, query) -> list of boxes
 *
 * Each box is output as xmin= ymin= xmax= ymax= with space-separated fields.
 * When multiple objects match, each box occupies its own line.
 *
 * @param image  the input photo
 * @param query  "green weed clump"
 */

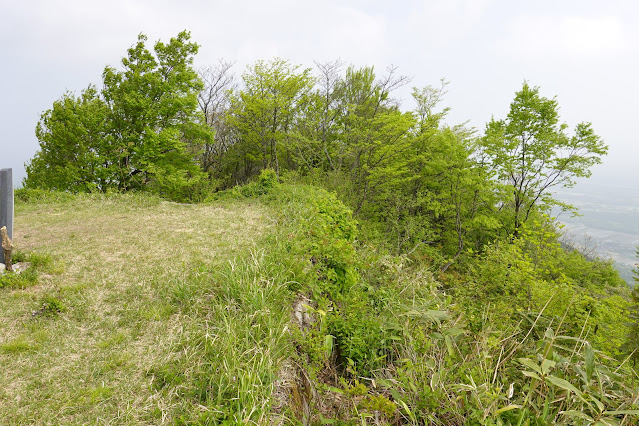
xmin=33 ymin=294 xmax=66 ymax=317
xmin=14 ymin=188 xmax=76 ymax=204
xmin=263 ymin=185 xmax=399 ymax=376
xmin=218 ymin=168 xmax=280 ymax=199
xmin=0 ymin=251 xmax=51 ymax=290
xmin=0 ymin=337 xmax=37 ymax=354
xmin=147 ymin=249 xmax=293 ymax=424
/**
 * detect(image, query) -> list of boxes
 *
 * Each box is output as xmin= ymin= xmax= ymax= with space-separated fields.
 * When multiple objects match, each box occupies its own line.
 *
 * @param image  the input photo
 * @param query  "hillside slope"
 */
xmin=1 ymin=186 xmax=637 ymax=425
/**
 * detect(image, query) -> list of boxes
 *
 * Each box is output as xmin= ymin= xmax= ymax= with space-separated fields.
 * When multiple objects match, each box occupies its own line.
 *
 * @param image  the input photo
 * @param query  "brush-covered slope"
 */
xmin=1 ymin=181 xmax=637 ymax=425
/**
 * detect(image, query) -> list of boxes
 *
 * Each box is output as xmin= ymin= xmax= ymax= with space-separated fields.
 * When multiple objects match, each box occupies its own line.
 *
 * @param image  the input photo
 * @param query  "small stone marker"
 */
xmin=1 ymin=226 xmax=13 ymax=272
xmin=0 ymin=168 xmax=13 ymax=265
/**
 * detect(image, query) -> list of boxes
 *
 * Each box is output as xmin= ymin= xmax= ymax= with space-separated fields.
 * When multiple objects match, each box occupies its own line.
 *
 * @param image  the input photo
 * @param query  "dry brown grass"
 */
xmin=0 ymin=193 xmax=272 ymax=424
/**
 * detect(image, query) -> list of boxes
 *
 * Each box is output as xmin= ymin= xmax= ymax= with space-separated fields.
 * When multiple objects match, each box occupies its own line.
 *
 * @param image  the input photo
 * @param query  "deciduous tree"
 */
xmin=228 ymin=59 xmax=315 ymax=180
xmin=480 ymin=83 xmax=607 ymax=235
xmin=291 ymin=60 xmax=346 ymax=172
xmin=24 ymin=86 xmax=110 ymax=191
xmin=197 ymin=60 xmax=237 ymax=175
xmin=25 ymin=31 xmax=211 ymax=201
xmin=102 ymin=31 xmax=210 ymax=196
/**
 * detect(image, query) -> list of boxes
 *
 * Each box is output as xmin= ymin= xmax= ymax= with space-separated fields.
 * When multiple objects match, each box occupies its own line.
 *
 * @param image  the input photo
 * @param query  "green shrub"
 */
xmin=35 ymin=294 xmax=66 ymax=317
xmin=232 ymin=168 xmax=280 ymax=198
xmin=14 ymin=188 xmax=75 ymax=204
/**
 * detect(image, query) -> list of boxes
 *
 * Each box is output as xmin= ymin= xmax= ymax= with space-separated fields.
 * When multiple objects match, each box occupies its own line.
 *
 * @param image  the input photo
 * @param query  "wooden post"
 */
xmin=0 ymin=168 xmax=13 ymax=265
xmin=0 ymin=226 xmax=12 ymax=272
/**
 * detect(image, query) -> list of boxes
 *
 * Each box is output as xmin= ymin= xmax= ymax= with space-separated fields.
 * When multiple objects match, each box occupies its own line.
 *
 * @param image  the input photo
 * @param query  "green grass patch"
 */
xmin=0 ymin=251 xmax=52 ymax=289
xmin=0 ymin=337 xmax=37 ymax=354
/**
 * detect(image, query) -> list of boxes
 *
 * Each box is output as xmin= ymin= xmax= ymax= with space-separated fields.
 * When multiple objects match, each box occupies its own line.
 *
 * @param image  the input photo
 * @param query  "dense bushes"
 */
xmin=14 ymin=176 xmax=637 ymax=423
xmin=220 ymin=180 xmax=638 ymax=423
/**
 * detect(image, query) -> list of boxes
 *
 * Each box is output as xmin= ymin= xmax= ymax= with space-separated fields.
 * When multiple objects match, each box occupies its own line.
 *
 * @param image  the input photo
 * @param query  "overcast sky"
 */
xmin=1 ymin=0 xmax=638 ymax=188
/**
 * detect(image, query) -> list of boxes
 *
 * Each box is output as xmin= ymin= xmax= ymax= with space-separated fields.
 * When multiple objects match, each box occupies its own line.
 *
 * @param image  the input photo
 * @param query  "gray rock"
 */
xmin=13 ymin=262 xmax=29 ymax=273
xmin=0 ymin=262 xmax=30 ymax=274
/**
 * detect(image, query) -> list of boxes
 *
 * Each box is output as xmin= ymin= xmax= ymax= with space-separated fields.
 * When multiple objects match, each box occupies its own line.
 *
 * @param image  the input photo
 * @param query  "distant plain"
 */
xmin=555 ymin=179 xmax=639 ymax=285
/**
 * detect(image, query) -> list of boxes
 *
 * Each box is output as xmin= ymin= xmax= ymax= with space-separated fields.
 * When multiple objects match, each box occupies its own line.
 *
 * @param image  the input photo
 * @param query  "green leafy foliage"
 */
xmin=0 ymin=251 xmax=52 ymax=290
xmin=622 ymin=247 xmax=639 ymax=365
xmin=25 ymin=86 xmax=110 ymax=192
xmin=210 ymin=73 xmax=633 ymax=422
xmin=25 ymin=31 xmax=211 ymax=201
xmin=269 ymin=185 xmax=393 ymax=374
xmin=33 ymin=294 xmax=66 ymax=318
xmin=480 ymin=82 xmax=608 ymax=235
xmin=222 ymin=59 xmax=315 ymax=184
xmin=224 ymin=168 xmax=280 ymax=198
xmin=101 ymin=31 xmax=209 ymax=197
xmin=455 ymin=218 xmax=630 ymax=357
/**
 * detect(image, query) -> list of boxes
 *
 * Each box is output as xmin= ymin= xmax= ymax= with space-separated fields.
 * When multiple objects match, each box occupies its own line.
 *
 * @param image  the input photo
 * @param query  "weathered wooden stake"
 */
xmin=0 ymin=168 xmax=13 ymax=265
xmin=0 ymin=226 xmax=12 ymax=272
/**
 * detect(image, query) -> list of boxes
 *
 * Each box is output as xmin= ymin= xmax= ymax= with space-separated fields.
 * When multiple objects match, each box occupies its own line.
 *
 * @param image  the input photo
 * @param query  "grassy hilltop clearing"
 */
xmin=0 ymin=178 xmax=638 ymax=424
xmin=1 ymin=190 xmax=273 ymax=423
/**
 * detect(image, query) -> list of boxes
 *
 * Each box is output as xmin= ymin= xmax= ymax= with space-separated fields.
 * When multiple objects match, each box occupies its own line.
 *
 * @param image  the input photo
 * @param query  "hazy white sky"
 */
xmin=1 ymin=0 xmax=638 ymax=187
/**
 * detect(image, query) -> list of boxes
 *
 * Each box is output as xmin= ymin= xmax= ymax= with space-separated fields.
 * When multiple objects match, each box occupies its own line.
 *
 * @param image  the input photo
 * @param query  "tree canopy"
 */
xmin=480 ymin=82 xmax=607 ymax=235
xmin=25 ymin=31 xmax=211 ymax=200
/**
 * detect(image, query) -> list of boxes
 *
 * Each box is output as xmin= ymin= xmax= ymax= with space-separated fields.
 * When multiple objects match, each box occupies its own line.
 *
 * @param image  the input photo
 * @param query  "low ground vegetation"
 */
xmin=1 ymin=181 xmax=637 ymax=424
